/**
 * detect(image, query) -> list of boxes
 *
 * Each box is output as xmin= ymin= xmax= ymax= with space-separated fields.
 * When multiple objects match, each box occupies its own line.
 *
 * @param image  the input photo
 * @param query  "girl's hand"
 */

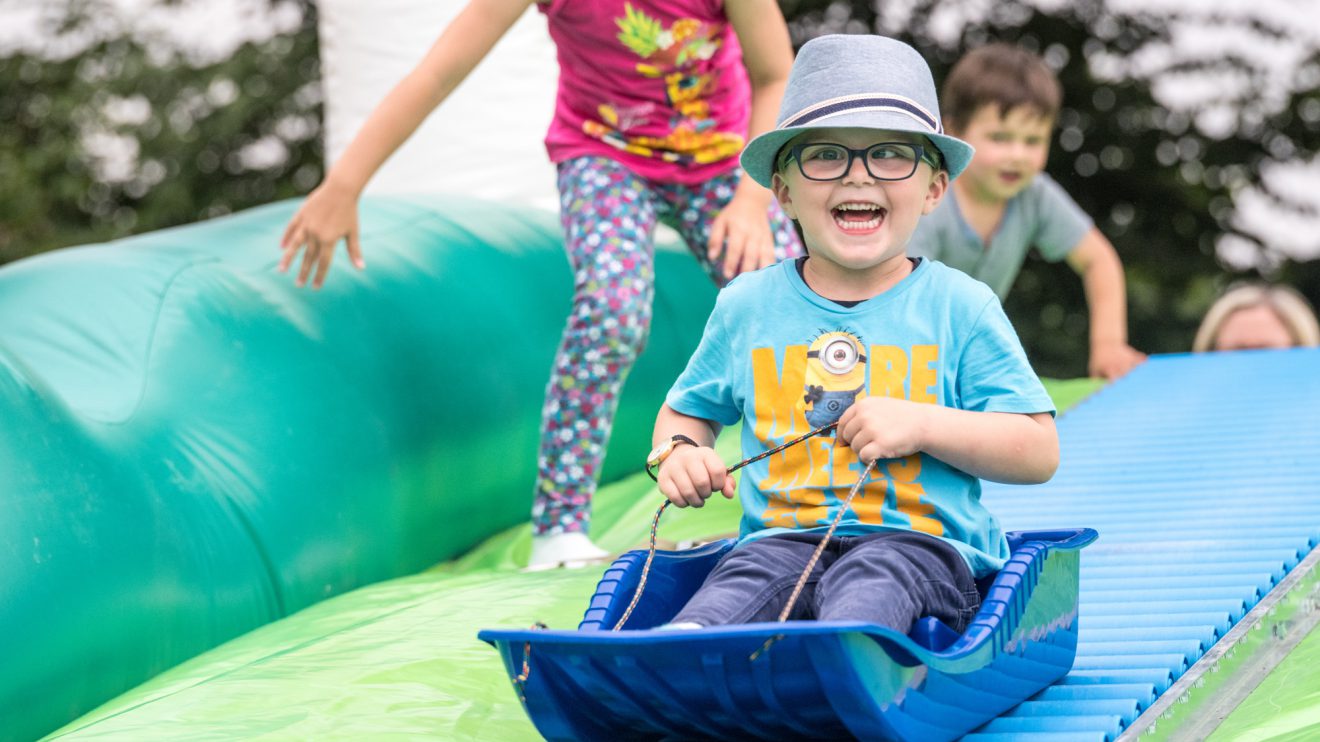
xmin=707 ymin=190 xmax=776 ymax=281
xmin=657 ymin=445 xmax=736 ymax=508
xmin=278 ymin=181 xmax=366 ymax=289
xmin=836 ymin=397 xmax=930 ymax=463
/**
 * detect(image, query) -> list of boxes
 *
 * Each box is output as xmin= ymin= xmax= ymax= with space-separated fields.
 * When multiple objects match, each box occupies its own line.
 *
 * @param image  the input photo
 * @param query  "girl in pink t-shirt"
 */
xmin=277 ymin=0 xmax=802 ymax=567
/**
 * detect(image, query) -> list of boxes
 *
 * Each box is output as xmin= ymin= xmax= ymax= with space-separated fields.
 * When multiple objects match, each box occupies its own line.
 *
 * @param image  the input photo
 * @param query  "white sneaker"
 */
xmin=527 ymin=532 xmax=611 ymax=570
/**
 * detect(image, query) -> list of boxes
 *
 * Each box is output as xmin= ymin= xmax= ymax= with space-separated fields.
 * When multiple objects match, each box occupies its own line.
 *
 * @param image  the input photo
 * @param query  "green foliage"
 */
xmin=0 ymin=0 xmax=322 ymax=265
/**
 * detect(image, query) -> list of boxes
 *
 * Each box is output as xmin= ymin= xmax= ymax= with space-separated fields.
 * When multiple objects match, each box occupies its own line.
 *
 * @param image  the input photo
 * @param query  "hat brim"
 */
xmin=741 ymin=112 xmax=974 ymax=188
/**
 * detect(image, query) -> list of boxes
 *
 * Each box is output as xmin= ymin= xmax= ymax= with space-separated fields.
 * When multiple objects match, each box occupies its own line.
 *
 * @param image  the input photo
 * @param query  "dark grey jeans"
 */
xmin=670 ymin=530 xmax=982 ymax=634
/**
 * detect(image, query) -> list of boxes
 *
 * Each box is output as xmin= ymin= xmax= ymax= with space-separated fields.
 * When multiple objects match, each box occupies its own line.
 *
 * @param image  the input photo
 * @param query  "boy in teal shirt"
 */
xmin=646 ymin=35 xmax=1058 ymax=633
xmin=909 ymin=43 xmax=1145 ymax=380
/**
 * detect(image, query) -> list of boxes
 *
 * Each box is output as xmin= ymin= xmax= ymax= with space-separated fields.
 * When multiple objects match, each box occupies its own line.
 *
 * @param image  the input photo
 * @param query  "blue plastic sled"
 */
xmin=480 ymin=527 xmax=1097 ymax=741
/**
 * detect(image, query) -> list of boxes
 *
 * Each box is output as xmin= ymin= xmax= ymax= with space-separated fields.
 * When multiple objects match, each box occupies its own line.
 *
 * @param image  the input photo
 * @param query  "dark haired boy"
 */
xmin=909 ymin=43 xmax=1144 ymax=379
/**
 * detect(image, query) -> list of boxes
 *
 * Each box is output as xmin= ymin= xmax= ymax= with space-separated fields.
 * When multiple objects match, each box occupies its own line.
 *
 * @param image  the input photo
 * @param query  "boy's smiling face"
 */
xmin=772 ymin=127 xmax=947 ymax=290
xmin=950 ymin=104 xmax=1053 ymax=203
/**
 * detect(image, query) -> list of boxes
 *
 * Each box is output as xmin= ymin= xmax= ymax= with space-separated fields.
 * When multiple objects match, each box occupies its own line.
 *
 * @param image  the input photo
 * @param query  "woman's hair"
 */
xmin=1192 ymin=282 xmax=1320 ymax=352
xmin=941 ymin=43 xmax=1062 ymax=134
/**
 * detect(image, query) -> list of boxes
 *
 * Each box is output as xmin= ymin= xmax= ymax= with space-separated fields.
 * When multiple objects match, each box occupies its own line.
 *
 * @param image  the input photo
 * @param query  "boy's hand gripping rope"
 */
xmin=612 ymin=422 xmax=840 ymax=631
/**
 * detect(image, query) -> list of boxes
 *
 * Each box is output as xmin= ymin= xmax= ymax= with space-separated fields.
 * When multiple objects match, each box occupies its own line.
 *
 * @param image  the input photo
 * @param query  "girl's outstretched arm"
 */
xmin=707 ymin=0 xmax=795 ymax=280
xmin=280 ymin=0 xmax=535 ymax=289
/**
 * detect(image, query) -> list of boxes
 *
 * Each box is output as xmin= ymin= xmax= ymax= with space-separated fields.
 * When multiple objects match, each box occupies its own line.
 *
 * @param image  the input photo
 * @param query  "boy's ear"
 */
xmin=923 ymin=170 xmax=950 ymax=215
xmin=771 ymin=172 xmax=797 ymax=220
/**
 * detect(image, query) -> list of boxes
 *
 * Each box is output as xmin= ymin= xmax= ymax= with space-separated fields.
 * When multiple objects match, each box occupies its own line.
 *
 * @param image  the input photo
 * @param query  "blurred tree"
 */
xmin=0 ymin=0 xmax=322 ymax=265
xmin=782 ymin=0 xmax=1320 ymax=375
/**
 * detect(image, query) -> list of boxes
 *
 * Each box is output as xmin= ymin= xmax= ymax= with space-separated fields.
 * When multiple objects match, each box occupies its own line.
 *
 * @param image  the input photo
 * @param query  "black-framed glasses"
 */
xmin=787 ymin=142 xmax=942 ymax=182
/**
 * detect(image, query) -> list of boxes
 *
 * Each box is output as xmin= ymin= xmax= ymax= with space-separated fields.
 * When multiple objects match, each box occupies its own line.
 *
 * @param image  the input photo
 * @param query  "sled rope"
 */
xmin=511 ymin=621 xmax=549 ymax=700
xmin=749 ymin=458 xmax=877 ymax=661
xmin=613 ymin=422 xmax=838 ymax=631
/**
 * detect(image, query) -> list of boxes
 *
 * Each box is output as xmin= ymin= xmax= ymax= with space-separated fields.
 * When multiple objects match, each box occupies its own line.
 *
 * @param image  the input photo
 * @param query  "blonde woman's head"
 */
xmin=1193 ymin=283 xmax=1320 ymax=352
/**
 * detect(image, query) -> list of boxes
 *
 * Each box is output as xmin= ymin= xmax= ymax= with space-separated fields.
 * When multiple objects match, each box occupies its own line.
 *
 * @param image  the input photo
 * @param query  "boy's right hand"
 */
xmin=656 ymin=445 xmax=735 ymax=508
xmin=278 ymin=181 xmax=366 ymax=289
xmin=837 ymin=396 xmax=928 ymax=463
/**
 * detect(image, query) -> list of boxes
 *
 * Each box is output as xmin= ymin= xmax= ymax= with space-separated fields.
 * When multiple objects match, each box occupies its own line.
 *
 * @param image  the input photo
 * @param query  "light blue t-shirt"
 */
xmin=665 ymin=258 xmax=1055 ymax=577
xmin=908 ymin=173 xmax=1092 ymax=300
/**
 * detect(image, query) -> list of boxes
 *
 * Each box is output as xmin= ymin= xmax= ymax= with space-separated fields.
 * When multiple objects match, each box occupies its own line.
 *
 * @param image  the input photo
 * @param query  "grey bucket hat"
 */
xmin=741 ymin=34 xmax=974 ymax=187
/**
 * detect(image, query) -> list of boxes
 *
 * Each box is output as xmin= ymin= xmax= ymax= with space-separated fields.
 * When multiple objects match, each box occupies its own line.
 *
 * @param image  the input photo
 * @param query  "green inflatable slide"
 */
xmin=0 ymin=196 xmax=724 ymax=741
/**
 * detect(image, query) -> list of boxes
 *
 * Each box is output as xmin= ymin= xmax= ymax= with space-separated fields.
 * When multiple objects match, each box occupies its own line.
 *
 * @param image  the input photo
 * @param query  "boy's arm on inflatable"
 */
xmin=280 ymin=0 xmax=535 ymax=289
xmin=1066 ymin=228 xmax=1146 ymax=379
xmin=706 ymin=0 xmax=795 ymax=279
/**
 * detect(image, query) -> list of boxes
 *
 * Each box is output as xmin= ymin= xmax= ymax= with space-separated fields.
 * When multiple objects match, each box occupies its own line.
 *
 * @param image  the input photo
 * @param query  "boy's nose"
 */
xmin=841 ymin=155 xmax=875 ymax=184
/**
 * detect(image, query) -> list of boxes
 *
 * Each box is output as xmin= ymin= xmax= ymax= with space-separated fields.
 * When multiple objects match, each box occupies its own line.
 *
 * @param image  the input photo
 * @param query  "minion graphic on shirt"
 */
xmin=803 ymin=331 xmax=868 ymax=427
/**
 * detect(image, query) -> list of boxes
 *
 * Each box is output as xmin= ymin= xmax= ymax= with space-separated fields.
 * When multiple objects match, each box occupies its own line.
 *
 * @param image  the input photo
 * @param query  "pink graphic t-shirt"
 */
xmin=538 ymin=0 xmax=752 ymax=185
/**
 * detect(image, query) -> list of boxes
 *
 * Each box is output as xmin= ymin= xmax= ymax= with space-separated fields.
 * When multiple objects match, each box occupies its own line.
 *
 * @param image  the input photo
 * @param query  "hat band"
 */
xmin=779 ymin=94 xmax=941 ymax=134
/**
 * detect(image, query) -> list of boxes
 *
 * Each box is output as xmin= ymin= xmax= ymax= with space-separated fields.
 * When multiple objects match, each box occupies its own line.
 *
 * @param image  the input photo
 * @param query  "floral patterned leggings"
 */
xmin=531 ymin=156 xmax=803 ymax=536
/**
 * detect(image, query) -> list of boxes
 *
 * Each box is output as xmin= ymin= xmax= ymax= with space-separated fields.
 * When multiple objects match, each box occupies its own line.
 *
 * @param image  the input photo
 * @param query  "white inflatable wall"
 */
xmin=317 ymin=2 xmax=560 ymax=210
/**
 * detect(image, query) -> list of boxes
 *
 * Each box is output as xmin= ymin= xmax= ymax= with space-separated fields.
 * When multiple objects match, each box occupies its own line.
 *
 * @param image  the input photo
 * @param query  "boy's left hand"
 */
xmin=708 ymin=191 xmax=777 ymax=280
xmin=1089 ymin=341 xmax=1146 ymax=380
xmin=836 ymin=396 xmax=929 ymax=463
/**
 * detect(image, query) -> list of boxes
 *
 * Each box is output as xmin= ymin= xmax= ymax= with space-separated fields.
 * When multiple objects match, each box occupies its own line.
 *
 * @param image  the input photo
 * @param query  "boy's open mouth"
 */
xmin=832 ymin=202 xmax=886 ymax=231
